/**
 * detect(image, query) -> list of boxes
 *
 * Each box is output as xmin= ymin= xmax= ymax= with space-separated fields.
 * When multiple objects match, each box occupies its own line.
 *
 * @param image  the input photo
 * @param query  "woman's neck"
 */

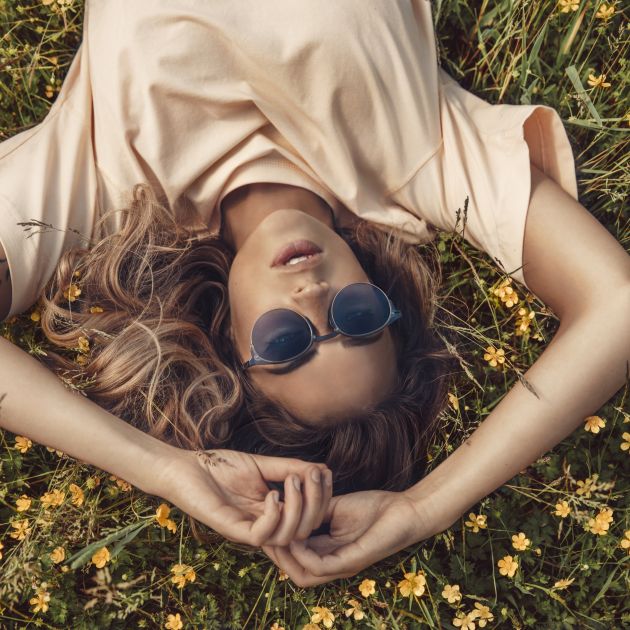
xmin=220 ymin=183 xmax=336 ymax=251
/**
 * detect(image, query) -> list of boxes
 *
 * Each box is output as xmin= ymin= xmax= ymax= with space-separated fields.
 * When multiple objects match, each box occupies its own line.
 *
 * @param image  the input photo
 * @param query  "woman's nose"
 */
xmin=291 ymin=281 xmax=332 ymax=333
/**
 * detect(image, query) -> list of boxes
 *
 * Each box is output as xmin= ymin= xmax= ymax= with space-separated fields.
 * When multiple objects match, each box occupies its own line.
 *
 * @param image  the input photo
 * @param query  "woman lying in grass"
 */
xmin=0 ymin=0 xmax=628 ymax=587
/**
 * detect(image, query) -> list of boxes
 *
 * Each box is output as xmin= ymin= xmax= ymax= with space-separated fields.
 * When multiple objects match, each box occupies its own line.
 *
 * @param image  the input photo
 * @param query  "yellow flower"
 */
xmin=63 ymin=283 xmax=82 ymax=302
xmin=92 ymin=546 xmax=111 ymax=568
xmin=575 ymin=474 xmax=598 ymax=498
xmin=15 ymin=435 xmax=33 ymax=453
xmin=345 ymin=598 xmax=365 ymax=621
xmin=595 ymin=3 xmax=616 ymax=20
xmin=77 ymin=336 xmax=90 ymax=353
xmin=442 ymin=583 xmax=462 ymax=603
xmin=596 ymin=507 xmax=614 ymax=525
xmin=447 ymin=392 xmax=459 ymax=411
xmin=587 ymin=507 xmax=614 ymax=535
xmin=171 ymin=564 xmax=196 ymax=589
xmin=30 ymin=310 xmax=41 ymax=322
xmin=359 ymin=578 xmax=376 ymax=597
xmin=397 ymin=571 xmax=426 ymax=597
xmin=165 ymin=613 xmax=184 ymax=630
xmin=472 ymin=602 xmax=494 ymax=627
xmin=302 ymin=625 xmax=320 ymax=630
xmin=109 ymin=475 xmax=133 ymax=492
xmin=50 ymin=546 xmax=66 ymax=564
xmin=69 ymin=483 xmax=85 ymax=507
xmin=155 ymin=503 xmax=178 ymax=533
xmin=311 ymin=606 xmax=335 ymax=628
xmin=587 ymin=73 xmax=611 ymax=89
xmin=465 ymin=513 xmax=487 ymax=533
xmin=89 ymin=305 xmax=104 ymax=313
xmin=270 ymin=623 xmax=285 ymax=630
xmin=587 ymin=508 xmax=613 ymax=536
xmin=0 ymin=540 xmax=4 ymax=560
xmin=558 ymin=0 xmax=579 ymax=12
xmin=41 ymin=489 xmax=65 ymax=509
xmin=497 ymin=555 xmax=518 ymax=578
xmin=584 ymin=415 xmax=606 ymax=433
xmin=493 ymin=279 xmax=519 ymax=307
xmin=554 ymin=500 xmax=571 ymax=518
xmin=15 ymin=495 xmax=32 ymax=512
xmin=483 ymin=345 xmax=505 ymax=368
xmin=515 ymin=307 xmax=535 ymax=336
xmin=512 ymin=532 xmax=531 ymax=552
xmin=553 ymin=577 xmax=575 ymax=590
xmin=45 ymin=446 xmax=64 ymax=456
xmin=620 ymin=530 xmax=630 ymax=554
xmin=29 ymin=590 xmax=51 ymax=613
xmin=620 ymin=432 xmax=630 ymax=451
xmin=277 ymin=569 xmax=289 ymax=581
xmin=453 ymin=611 xmax=477 ymax=630
xmin=10 ymin=519 xmax=31 ymax=541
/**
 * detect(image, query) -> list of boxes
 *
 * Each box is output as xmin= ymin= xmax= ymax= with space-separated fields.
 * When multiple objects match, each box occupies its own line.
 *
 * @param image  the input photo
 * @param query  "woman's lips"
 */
xmin=271 ymin=239 xmax=323 ymax=268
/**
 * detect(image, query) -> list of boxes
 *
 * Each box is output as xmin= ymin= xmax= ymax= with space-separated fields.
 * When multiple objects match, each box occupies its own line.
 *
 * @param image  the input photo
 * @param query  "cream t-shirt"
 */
xmin=0 ymin=0 xmax=578 ymax=319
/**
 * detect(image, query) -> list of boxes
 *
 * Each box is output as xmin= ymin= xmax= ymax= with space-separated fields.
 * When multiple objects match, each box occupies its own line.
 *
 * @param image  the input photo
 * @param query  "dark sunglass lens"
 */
xmin=332 ymin=284 xmax=390 ymax=335
xmin=251 ymin=310 xmax=311 ymax=362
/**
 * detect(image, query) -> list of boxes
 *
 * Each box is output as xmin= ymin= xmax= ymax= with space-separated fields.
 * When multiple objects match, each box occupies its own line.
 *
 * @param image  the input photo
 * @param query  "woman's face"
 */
xmin=228 ymin=209 xmax=398 ymax=424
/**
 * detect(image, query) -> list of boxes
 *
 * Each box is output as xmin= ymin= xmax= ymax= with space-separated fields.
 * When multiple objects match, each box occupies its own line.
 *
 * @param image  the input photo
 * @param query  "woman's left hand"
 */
xmin=262 ymin=489 xmax=427 ymax=587
xmin=159 ymin=447 xmax=333 ymax=548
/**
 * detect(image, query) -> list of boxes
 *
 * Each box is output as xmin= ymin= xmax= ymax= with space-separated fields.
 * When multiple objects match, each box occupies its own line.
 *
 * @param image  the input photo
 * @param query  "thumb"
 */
xmin=322 ymin=494 xmax=343 ymax=523
xmin=251 ymin=453 xmax=329 ymax=481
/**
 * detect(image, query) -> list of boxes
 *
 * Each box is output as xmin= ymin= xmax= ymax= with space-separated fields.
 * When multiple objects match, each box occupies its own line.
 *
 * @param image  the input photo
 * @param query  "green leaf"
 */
xmin=67 ymin=520 xmax=150 ymax=570
xmin=565 ymin=65 xmax=603 ymax=127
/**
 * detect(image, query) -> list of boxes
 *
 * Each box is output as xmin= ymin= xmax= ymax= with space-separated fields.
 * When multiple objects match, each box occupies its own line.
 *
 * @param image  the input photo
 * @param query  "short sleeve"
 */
xmin=0 ymin=42 xmax=98 ymax=318
xmin=390 ymin=67 xmax=579 ymax=293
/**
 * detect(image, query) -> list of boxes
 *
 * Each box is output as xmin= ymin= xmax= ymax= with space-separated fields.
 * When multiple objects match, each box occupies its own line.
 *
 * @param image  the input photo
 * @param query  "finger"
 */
xmin=273 ymin=544 xmax=347 ymax=588
xmin=264 ymin=475 xmax=304 ymax=547
xmin=314 ymin=468 xmax=333 ymax=530
xmin=253 ymin=454 xmax=330 ymax=482
xmin=293 ymin=466 xmax=325 ymax=541
xmin=262 ymin=544 xmax=281 ymax=568
xmin=289 ymin=537 xmax=360 ymax=577
xmin=243 ymin=490 xmax=282 ymax=547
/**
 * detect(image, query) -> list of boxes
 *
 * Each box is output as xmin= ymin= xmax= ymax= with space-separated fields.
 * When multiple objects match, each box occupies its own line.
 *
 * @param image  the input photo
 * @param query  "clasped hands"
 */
xmin=159 ymin=448 xmax=427 ymax=587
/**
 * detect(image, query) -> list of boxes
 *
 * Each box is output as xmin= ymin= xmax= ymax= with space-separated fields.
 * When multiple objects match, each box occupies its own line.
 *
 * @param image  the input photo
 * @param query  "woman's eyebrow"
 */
xmin=265 ymin=331 xmax=384 ymax=375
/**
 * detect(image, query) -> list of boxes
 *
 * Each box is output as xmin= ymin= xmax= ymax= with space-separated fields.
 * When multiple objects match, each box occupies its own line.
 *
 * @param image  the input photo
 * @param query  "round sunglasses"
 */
xmin=242 ymin=282 xmax=401 ymax=370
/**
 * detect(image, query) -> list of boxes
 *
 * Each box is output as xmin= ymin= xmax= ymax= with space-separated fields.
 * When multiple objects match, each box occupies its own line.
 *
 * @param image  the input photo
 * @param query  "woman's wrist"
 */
xmin=403 ymin=475 xmax=463 ymax=540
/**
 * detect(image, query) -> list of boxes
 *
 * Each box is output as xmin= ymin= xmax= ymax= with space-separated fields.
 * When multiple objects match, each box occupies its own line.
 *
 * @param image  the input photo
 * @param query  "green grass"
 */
xmin=1 ymin=1 xmax=628 ymax=628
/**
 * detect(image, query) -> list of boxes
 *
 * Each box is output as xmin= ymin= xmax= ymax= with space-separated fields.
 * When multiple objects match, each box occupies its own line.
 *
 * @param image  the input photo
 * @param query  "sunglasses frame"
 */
xmin=242 ymin=282 xmax=402 ymax=370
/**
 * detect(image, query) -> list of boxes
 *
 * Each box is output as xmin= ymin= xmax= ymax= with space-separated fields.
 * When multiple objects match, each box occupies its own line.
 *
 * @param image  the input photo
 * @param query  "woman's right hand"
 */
xmin=157 ymin=447 xmax=333 ymax=547
xmin=262 ymin=489 xmax=429 ymax=587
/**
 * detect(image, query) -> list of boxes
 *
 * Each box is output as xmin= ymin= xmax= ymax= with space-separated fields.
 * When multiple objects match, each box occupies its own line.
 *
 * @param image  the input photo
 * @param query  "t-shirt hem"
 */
xmin=0 ymin=193 xmax=39 ymax=319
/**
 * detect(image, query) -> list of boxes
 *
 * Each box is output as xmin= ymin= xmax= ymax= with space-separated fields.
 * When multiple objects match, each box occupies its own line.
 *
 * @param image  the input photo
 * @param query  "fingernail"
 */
xmin=310 ymin=468 xmax=320 ymax=483
xmin=325 ymin=470 xmax=333 ymax=487
xmin=272 ymin=491 xmax=280 ymax=503
xmin=293 ymin=475 xmax=301 ymax=491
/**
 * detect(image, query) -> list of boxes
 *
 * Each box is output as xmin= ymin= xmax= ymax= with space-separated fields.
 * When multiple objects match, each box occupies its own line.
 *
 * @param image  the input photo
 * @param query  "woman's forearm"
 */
xmin=405 ymin=291 xmax=630 ymax=536
xmin=0 ymin=336 xmax=175 ymax=496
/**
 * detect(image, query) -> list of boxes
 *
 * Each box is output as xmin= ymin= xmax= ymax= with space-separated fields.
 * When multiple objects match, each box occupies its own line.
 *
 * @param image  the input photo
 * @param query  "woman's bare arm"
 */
xmin=257 ymin=164 xmax=630 ymax=587
xmin=0 ymin=335 xmax=175 ymax=496
xmin=404 ymin=163 xmax=630 ymax=533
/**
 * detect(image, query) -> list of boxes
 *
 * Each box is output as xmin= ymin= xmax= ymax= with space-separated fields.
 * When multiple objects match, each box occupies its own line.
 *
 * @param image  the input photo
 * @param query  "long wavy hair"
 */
xmin=38 ymin=184 xmax=458 ymax=535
